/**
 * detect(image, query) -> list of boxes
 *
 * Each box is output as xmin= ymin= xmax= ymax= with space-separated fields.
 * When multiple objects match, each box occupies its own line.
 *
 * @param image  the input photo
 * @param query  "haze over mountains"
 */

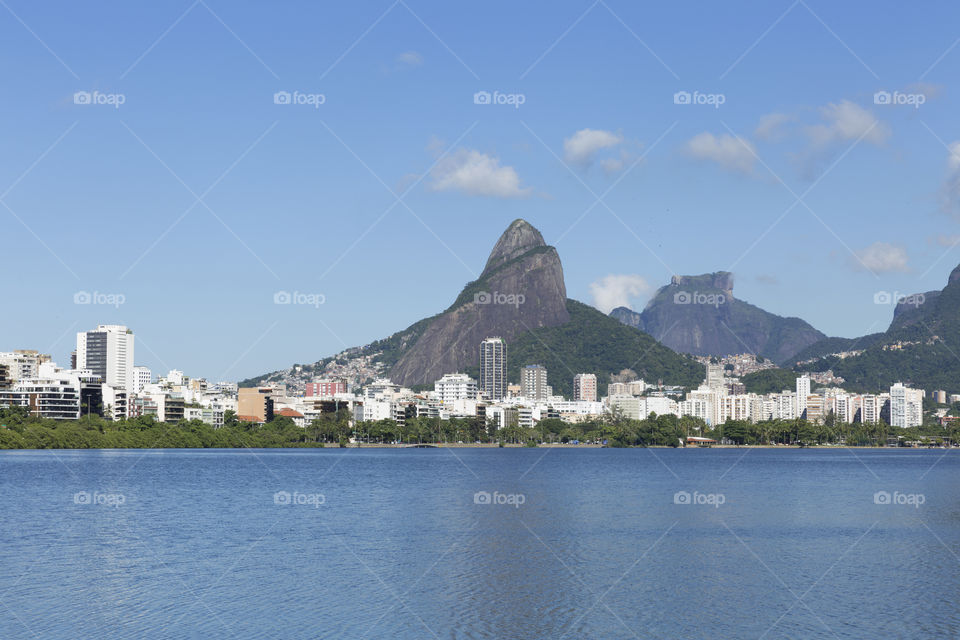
xmin=245 ymin=219 xmax=960 ymax=395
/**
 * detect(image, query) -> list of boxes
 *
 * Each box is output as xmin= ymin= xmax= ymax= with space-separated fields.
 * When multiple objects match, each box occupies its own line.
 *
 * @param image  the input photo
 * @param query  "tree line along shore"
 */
xmin=1 ymin=405 xmax=956 ymax=450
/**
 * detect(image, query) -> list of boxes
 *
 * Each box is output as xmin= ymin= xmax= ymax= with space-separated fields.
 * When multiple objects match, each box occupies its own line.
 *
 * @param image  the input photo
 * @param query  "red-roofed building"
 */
xmin=276 ymin=408 xmax=306 ymax=427
xmin=236 ymin=414 xmax=264 ymax=424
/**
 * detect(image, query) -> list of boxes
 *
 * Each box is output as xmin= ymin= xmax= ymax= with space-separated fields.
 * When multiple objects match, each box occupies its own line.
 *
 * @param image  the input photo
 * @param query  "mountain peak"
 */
xmin=616 ymin=270 xmax=824 ymax=363
xmin=388 ymin=219 xmax=568 ymax=386
xmin=950 ymin=263 xmax=960 ymax=284
xmin=669 ymin=271 xmax=734 ymax=299
xmin=483 ymin=219 xmax=546 ymax=274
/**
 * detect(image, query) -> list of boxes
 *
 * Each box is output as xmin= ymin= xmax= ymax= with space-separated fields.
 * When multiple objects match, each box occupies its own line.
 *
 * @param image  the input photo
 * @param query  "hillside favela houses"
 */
xmin=0 ymin=325 xmax=939 ymax=436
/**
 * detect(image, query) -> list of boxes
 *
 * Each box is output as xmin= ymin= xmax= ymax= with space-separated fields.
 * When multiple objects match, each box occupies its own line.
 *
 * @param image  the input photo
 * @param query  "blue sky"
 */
xmin=3 ymin=0 xmax=960 ymax=381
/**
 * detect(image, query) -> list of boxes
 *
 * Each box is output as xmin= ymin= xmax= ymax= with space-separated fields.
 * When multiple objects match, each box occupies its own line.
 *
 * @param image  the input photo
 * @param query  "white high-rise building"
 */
xmin=0 ymin=350 xmax=51 ymax=383
xmin=834 ymin=393 xmax=855 ymax=424
xmin=521 ymin=364 xmax=549 ymax=401
xmin=679 ymin=398 xmax=710 ymax=423
xmin=706 ymin=363 xmax=724 ymax=390
xmin=890 ymin=383 xmax=923 ymax=428
xmin=860 ymin=394 xmax=885 ymax=424
xmin=132 ymin=366 xmax=152 ymax=394
xmin=776 ymin=391 xmax=796 ymax=420
xmin=608 ymin=394 xmax=643 ymax=420
xmin=76 ymin=325 xmax=135 ymax=393
xmin=796 ymin=375 xmax=810 ymax=418
xmin=434 ymin=373 xmax=478 ymax=404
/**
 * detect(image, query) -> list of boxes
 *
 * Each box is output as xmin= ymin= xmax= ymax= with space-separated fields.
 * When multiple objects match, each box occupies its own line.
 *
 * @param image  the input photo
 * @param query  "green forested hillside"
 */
xmin=508 ymin=299 xmax=705 ymax=397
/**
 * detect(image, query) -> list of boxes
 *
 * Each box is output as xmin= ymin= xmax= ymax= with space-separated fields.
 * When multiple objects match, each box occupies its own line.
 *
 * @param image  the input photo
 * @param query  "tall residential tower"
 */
xmin=76 ymin=325 xmax=135 ymax=393
xmin=480 ymin=337 xmax=507 ymax=400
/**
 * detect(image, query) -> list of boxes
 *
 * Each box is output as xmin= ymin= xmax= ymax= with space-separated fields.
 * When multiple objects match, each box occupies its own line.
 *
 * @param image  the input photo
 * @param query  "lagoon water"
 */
xmin=0 ymin=447 xmax=958 ymax=639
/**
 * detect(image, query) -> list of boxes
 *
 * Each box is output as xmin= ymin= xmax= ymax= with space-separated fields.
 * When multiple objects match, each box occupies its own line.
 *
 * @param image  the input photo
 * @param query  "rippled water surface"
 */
xmin=1 ymin=447 xmax=958 ymax=639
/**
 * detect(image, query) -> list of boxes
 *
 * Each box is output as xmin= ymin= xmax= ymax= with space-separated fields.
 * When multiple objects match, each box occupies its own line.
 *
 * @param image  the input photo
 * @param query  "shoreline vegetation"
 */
xmin=0 ymin=406 xmax=956 ymax=450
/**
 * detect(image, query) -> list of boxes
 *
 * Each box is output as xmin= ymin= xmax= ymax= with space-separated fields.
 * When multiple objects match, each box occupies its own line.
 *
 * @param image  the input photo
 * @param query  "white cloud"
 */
xmin=589 ymin=274 xmax=651 ymax=313
xmin=685 ymin=132 xmax=756 ymax=174
xmin=600 ymin=156 xmax=625 ymax=174
xmin=941 ymin=141 xmax=960 ymax=218
xmin=934 ymin=234 xmax=960 ymax=247
xmin=598 ymin=149 xmax=639 ymax=175
xmin=754 ymin=113 xmax=792 ymax=142
xmin=397 ymin=51 xmax=423 ymax=66
xmin=949 ymin=141 xmax=960 ymax=172
xmin=563 ymin=128 xmax=623 ymax=166
xmin=430 ymin=149 xmax=531 ymax=198
xmin=852 ymin=242 xmax=909 ymax=273
xmin=806 ymin=100 xmax=889 ymax=147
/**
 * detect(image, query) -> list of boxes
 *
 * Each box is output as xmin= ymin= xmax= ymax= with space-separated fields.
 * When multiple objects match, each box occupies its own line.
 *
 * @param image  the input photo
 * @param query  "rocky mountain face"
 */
xmin=610 ymin=271 xmax=825 ymax=364
xmin=242 ymin=218 xmax=704 ymax=396
xmin=888 ymin=290 xmax=940 ymax=331
xmin=388 ymin=219 xmax=570 ymax=386
xmin=609 ymin=307 xmax=642 ymax=329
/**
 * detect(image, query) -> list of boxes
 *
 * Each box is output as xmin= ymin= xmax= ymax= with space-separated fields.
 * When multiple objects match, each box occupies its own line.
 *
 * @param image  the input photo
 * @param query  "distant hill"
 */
xmin=797 ymin=264 xmax=960 ymax=391
xmin=788 ymin=333 xmax=887 ymax=365
xmin=610 ymin=271 xmax=825 ymax=365
xmin=507 ymin=299 xmax=703 ymax=397
xmin=741 ymin=368 xmax=800 ymax=395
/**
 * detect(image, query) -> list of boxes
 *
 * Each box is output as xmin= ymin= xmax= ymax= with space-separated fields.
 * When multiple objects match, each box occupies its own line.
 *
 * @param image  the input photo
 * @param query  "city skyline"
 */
xmin=3 ymin=2 xmax=960 ymax=381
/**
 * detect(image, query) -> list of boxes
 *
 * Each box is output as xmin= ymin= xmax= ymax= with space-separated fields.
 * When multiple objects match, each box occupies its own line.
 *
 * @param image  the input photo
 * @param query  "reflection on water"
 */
xmin=0 ymin=448 xmax=957 ymax=639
